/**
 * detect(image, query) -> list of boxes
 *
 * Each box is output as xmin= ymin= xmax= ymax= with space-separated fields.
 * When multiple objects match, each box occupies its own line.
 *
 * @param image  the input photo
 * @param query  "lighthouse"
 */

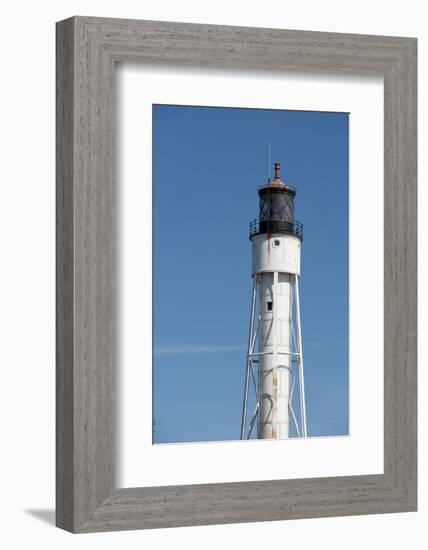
xmin=240 ymin=163 xmax=307 ymax=440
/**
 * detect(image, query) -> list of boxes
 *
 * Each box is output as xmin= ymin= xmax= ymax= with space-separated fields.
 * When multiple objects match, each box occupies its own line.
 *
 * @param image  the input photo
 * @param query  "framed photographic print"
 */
xmin=56 ymin=16 xmax=417 ymax=532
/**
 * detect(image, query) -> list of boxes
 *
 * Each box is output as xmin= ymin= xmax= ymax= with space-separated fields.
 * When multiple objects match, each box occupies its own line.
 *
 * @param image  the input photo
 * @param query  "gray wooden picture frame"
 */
xmin=56 ymin=16 xmax=417 ymax=533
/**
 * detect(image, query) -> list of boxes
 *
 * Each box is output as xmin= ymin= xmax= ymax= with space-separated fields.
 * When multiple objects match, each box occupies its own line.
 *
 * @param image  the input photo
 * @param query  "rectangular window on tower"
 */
xmin=266 ymin=300 xmax=273 ymax=312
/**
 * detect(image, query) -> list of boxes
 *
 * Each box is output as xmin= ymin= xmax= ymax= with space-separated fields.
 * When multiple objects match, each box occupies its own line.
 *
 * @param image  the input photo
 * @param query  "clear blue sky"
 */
xmin=152 ymin=104 xmax=349 ymax=443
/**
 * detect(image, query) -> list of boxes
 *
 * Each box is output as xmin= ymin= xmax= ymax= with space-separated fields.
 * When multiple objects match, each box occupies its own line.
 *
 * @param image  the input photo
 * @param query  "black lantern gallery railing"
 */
xmin=249 ymin=218 xmax=304 ymax=240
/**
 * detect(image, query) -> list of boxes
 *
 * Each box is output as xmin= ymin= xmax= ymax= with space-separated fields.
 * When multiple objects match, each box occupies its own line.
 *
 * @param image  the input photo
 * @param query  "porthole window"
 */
xmin=273 ymin=239 xmax=281 ymax=248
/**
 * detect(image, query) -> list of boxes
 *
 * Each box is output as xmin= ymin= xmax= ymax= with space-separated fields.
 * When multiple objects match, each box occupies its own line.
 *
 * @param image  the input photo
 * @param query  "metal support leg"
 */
xmin=241 ymin=276 xmax=257 ymax=439
xmin=295 ymin=274 xmax=307 ymax=437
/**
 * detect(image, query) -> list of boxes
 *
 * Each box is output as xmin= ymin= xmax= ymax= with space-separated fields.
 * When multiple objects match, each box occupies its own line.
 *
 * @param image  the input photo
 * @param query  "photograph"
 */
xmin=152 ymin=104 xmax=349 ymax=444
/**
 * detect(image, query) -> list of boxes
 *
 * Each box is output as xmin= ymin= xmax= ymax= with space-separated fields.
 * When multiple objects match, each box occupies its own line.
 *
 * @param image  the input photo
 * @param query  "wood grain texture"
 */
xmin=56 ymin=18 xmax=75 ymax=531
xmin=56 ymin=16 xmax=417 ymax=533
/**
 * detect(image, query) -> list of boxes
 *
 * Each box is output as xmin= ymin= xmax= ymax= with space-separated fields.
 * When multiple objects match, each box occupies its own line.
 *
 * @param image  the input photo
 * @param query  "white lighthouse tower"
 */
xmin=241 ymin=163 xmax=307 ymax=440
